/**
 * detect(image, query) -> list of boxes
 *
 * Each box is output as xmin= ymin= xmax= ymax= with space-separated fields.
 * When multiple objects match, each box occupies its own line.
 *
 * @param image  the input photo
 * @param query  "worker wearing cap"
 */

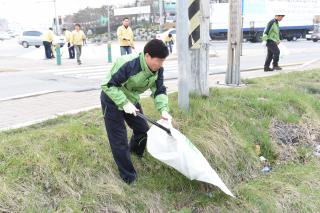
xmin=263 ymin=15 xmax=285 ymax=72
xmin=117 ymin=17 xmax=135 ymax=55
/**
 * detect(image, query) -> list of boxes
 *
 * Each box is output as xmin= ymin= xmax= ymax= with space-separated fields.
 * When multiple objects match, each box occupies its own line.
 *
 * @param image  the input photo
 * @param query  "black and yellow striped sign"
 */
xmin=188 ymin=0 xmax=201 ymax=49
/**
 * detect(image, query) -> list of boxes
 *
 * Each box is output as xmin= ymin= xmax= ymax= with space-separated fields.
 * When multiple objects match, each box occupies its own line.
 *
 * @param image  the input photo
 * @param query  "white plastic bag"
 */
xmin=278 ymin=43 xmax=290 ymax=58
xmin=147 ymin=121 xmax=234 ymax=197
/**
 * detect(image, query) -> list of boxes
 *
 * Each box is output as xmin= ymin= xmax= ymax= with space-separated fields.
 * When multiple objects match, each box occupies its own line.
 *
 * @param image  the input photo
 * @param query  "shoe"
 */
xmin=123 ymin=176 xmax=137 ymax=186
xmin=77 ymin=61 xmax=82 ymax=65
xmin=128 ymin=180 xmax=137 ymax=186
xmin=130 ymin=149 xmax=143 ymax=159
xmin=273 ymin=66 xmax=282 ymax=70
xmin=264 ymin=67 xmax=274 ymax=72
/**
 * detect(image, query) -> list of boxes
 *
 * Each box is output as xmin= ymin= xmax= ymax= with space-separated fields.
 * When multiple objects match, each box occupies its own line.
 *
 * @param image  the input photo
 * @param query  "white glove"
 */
xmin=123 ymin=102 xmax=139 ymax=116
xmin=161 ymin=111 xmax=172 ymax=124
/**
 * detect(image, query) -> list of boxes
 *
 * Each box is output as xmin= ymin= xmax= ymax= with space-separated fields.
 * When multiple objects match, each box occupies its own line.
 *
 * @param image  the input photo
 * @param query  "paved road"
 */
xmin=0 ymin=38 xmax=319 ymax=131
xmin=1 ymin=39 xmax=320 ymax=101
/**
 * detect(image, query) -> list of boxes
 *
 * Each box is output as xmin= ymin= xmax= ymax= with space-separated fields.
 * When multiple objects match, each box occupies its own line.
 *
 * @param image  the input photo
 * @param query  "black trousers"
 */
xmin=166 ymin=41 xmax=173 ymax=54
xmin=264 ymin=40 xmax=280 ymax=68
xmin=100 ymin=91 xmax=149 ymax=183
xmin=67 ymin=42 xmax=75 ymax=59
xmin=43 ymin=41 xmax=52 ymax=59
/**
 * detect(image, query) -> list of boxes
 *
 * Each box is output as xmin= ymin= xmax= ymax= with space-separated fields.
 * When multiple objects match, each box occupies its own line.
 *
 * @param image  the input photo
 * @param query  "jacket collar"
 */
xmin=139 ymin=53 xmax=157 ymax=75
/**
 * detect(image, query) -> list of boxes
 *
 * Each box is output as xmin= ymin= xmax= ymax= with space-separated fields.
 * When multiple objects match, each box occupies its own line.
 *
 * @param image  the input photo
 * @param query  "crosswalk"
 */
xmin=37 ymin=61 xmax=226 ymax=81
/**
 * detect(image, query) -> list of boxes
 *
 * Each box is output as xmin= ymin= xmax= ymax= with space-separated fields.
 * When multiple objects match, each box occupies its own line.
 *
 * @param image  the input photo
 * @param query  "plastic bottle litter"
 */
xmin=261 ymin=166 xmax=272 ymax=173
xmin=314 ymin=145 xmax=320 ymax=157
xmin=259 ymin=156 xmax=272 ymax=173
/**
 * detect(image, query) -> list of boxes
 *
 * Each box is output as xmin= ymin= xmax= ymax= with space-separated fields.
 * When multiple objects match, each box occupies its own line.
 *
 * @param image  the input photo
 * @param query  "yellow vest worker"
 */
xmin=42 ymin=29 xmax=54 ymax=42
xmin=117 ymin=25 xmax=134 ymax=47
xmin=164 ymin=34 xmax=174 ymax=54
xmin=117 ymin=18 xmax=135 ymax=55
xmin=62 ymin=28 xmax=75 ymax=59
xmin=164 ymin=34 xmax=174 ymax=43
xmin=64 ymin=30 xmax=72 ymax=43
xmin=71 ymin=24 xmax=86 ymax=65
xmin=42 ymin=28 xmax=54 ymax=59
xmin=71 ymin=30 xmax=86 ymax=46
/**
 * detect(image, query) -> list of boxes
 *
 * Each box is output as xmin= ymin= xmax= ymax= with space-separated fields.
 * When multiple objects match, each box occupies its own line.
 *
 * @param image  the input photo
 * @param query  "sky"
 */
xmin=0 ymin=0 xmax=134 ymax=31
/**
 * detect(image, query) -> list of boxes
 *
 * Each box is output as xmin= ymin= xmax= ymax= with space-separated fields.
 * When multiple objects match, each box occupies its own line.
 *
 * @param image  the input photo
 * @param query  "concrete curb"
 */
xmin=0 ymin=68 xmax=19 ymax=72
xmin=0 ymin=105 xmax=101 ymax=132
xmin=0 ymin=90 xmax=59 ymax=102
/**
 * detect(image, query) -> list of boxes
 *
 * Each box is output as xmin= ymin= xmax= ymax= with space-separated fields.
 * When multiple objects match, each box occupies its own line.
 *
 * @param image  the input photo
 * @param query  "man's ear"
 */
xmin=145 ymin=53 xmax=150 ymax=59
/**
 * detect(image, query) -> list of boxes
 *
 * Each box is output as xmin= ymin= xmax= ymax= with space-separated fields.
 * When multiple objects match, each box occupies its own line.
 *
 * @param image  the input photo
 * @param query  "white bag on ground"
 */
xmin=147 ymin=121 xmax=234 ymax=197
xmin=278 ymin=43 xmax=290 ymax=58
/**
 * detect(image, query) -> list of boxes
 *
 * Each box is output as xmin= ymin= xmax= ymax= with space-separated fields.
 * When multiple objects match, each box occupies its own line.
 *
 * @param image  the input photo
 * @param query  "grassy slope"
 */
xmin=0 ymin=70 xmax=319 ymax=212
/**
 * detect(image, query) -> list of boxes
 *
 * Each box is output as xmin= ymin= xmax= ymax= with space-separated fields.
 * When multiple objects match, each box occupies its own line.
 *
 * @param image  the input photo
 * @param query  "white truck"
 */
xmin=210 ymin=0 xmax=320 ymax=42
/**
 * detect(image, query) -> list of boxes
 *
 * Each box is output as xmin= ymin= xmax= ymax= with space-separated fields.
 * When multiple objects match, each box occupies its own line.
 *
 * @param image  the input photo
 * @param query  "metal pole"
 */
xmin=107 ymin=4 xmax=111 ymax=39
xmin=159 ymin=0 xmax=163 ymax=33
xmin=53 ymin=0 xmax=59 ymax=35
xmin=177 ymin=0 xmax=190 ymax=111
xmin=107 ymin=3 xmax=112 ymax=63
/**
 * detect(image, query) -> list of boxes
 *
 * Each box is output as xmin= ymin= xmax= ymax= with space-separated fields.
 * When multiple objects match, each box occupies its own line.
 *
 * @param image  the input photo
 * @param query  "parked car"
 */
xmin=18 ymin=30 xmax=65 ymax=48
xmin=156 ymin=28 xmax=176 ymax=41
xmin=0 ymin=32 xmax=11 ymax=41
xmin=18 ymin=31 xmax=43 ymax=48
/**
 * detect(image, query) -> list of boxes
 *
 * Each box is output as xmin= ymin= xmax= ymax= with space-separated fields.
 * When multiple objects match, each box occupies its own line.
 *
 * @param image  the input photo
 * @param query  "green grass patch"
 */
xmin=0 ymin=70 xmax=319 ymax=212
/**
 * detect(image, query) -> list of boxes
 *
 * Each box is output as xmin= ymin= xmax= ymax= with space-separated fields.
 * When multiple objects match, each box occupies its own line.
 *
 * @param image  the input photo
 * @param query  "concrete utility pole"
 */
xmin=189 ymin=0 xmax=209 ymax=96
xmin=177 ymin=0 xmax=190 ymax=111
xmin=226 ymin=0 xmax=242 ymax=85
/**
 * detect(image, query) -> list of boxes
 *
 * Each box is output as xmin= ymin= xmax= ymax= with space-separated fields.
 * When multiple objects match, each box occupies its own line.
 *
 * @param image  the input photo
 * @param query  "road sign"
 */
xmin=114 ymin=6 xmax=150 ymax=16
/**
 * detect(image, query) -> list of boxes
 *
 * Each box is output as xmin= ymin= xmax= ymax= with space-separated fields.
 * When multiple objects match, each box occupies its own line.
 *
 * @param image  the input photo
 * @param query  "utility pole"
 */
xmin=159 ymin=0 xmax=164 ymax=32
xmin=226 ymin=0 xmax=242 ymax=85
xmin=189 ymin=0 xmax=209 ymax=96
xmin=177 ymin=0 xmax=190 ymax=111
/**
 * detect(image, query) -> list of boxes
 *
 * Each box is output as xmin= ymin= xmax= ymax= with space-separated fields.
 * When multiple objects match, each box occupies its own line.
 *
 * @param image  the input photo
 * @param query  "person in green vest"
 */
xmin=100 ymin=39 xmax=172 ymax=185
xmin=262 ymin=15 xmax=285 ymax=72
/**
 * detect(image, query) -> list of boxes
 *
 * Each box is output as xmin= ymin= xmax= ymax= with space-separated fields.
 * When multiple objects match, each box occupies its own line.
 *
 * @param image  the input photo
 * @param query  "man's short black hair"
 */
xmin=75 ymin=23 xmax=81 ymax=28
xmin=144 ymin=39 xmax=169 ymax=59
xmin=123 ymin=17 xmax=129 ymax=21
xmin=62 ymin=28 xmax=66 ymax=31
xmin=49 ymin=27 xmax=53 ymax=30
